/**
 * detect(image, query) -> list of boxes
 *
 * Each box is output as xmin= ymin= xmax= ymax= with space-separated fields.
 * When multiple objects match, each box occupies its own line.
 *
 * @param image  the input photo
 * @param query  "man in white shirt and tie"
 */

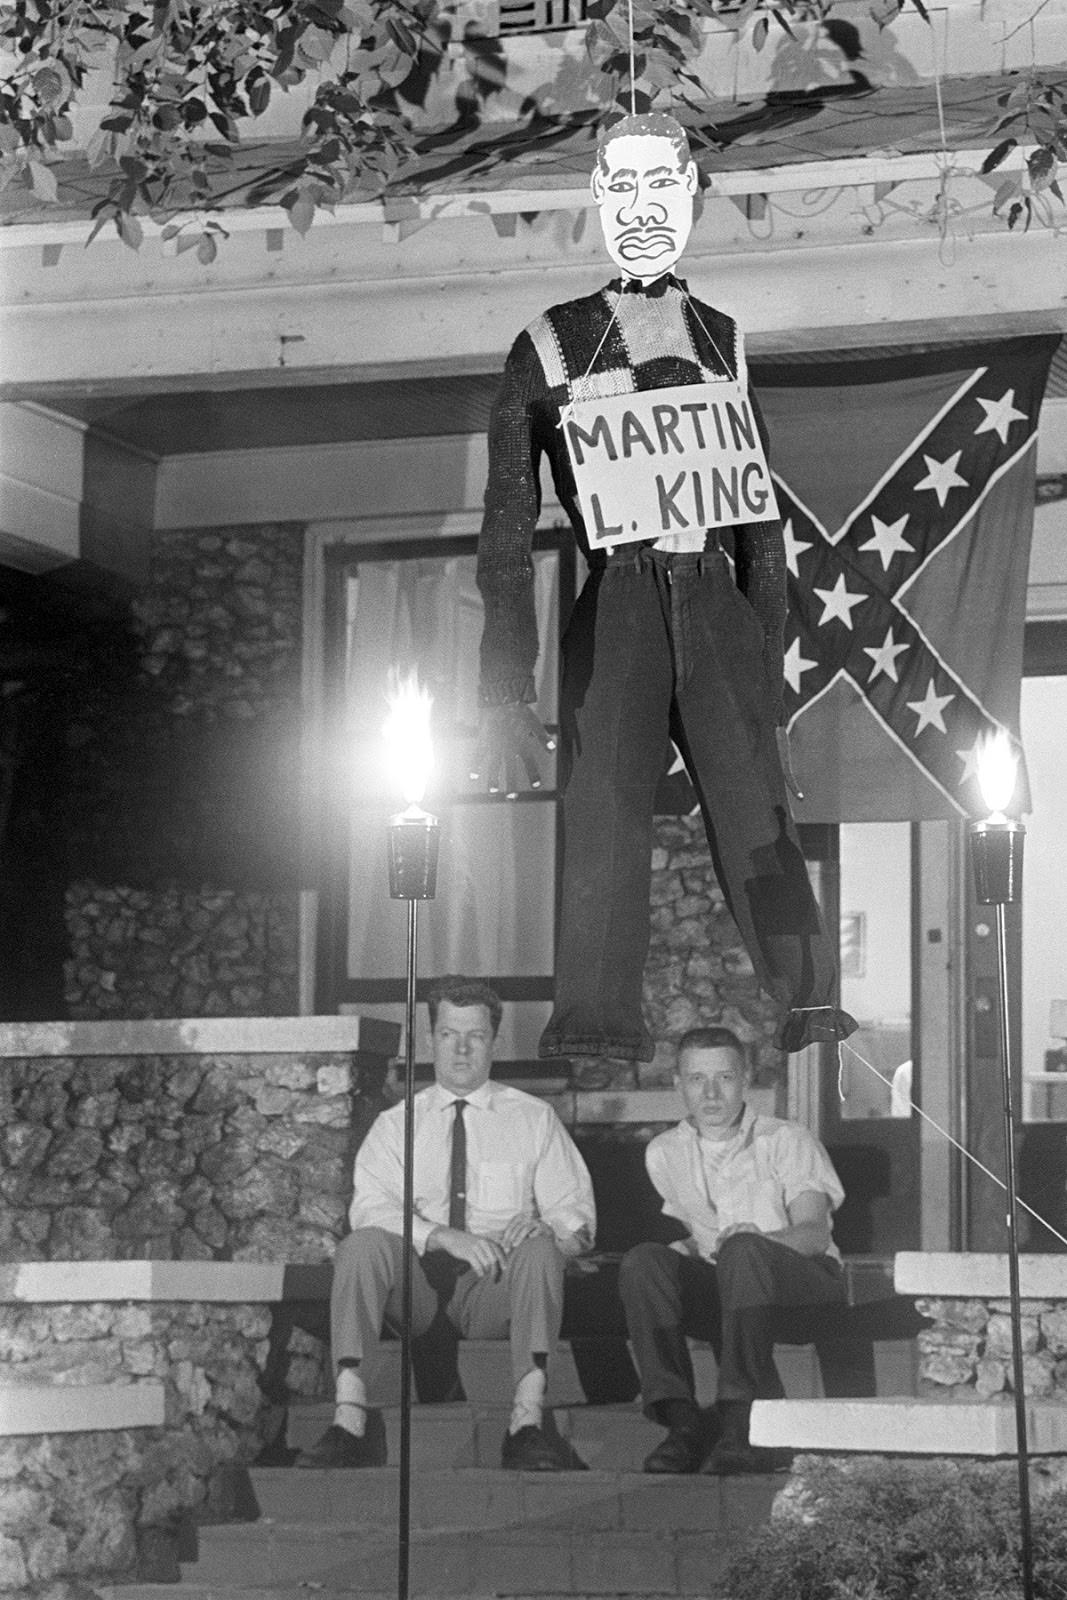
xmin=297 ymin=974 xmax=596 ymax=1471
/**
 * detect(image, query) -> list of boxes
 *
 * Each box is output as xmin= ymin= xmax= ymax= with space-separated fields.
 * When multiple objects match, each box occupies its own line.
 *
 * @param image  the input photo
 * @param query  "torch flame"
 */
xmin=976 ymin=728 xmax=1019 ymax=820
xmin=383 ymin=672 xmax=434 ymax=807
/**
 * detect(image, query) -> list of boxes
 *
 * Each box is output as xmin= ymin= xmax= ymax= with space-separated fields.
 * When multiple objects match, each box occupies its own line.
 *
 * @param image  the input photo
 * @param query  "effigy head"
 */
xmin=590 ymin=111 xmax=698 ymax=283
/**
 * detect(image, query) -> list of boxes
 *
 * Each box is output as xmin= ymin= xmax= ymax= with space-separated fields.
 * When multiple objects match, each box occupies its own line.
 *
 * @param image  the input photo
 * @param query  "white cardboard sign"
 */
xmin=560 ymin=379 xmax=779 ymax=547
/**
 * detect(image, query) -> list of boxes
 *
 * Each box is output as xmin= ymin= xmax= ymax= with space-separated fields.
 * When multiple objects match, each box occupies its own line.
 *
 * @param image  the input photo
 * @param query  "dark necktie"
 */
xmin=421 ymin=1098 xmax=470 ymax=1302
xmin=448 ymin=1099 xmax=468 ymax=1232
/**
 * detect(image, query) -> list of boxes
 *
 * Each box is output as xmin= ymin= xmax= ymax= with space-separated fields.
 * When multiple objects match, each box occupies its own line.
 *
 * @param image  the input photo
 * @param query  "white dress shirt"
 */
xmin=349 ymin=1079 xmax=596 ymax=1254
xmin=645 ymin=1104 xmax=844 ymax=1263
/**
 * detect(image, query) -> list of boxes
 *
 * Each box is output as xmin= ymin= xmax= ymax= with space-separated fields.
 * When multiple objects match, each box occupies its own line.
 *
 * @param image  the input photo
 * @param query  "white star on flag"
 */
xmin=914 ymin=450 xmax=968 ymax=507
xmin=859 ymin=514 xmax=913 ymax=572
xmin=906 ymin=678 xmax=955 ymax=735
xmin=863 ymin=627 xmax=909 ymax=684
xmin=955 ymin=736 xmax=984 ymax=786
xmin=782 ymin=517 xmax=812 ymax=577
xmin=813 ymin=574 xmax=866 ymax=629
xmin=784 ymin=636 xmax=817 ymax=694
xmin=975 ymin=389 xmax=1027 ymax=446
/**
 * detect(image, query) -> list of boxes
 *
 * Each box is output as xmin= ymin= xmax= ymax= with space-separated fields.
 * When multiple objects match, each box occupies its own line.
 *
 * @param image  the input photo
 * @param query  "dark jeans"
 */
xmin=618 ymin=1233 xmax=846 ymax=1411
xmin=539 ymin=547 xmax=840 ymax=1062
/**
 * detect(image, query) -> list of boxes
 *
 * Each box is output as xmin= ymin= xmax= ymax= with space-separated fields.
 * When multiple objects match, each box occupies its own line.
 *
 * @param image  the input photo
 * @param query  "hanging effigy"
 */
xmin=473 ymin=110 xmax=857 ymax=1060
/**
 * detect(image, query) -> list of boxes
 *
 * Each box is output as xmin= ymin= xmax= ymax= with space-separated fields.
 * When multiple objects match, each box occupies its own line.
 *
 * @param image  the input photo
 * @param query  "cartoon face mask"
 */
xmin=590 ymin=130 xmax=698 ymax=284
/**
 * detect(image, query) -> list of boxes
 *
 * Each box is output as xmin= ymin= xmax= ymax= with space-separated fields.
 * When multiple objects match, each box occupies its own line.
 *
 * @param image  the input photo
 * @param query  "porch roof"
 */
xmin=1 ymin=68 xmax=1061 ymax=231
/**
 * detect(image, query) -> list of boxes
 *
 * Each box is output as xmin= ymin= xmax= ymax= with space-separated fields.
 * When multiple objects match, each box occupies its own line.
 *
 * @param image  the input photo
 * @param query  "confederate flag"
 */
xmin=655 ymin=337 xmax=1058 ymax=823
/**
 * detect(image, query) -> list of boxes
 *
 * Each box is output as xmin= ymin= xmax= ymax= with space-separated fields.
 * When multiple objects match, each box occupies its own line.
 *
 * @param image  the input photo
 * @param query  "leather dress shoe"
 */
xmin=775 ymin=1007 xmax=858 ymax=1053
xmin=500 ymin=1424 xmax=566 ymax=1471
xmin=700 ymin=1440 xmax=794 ymax=1476
xmin=294 ymin=1421 xmax=386 ymax=1468
xmin=643 ymin=1422 xmax=710 ymax=1475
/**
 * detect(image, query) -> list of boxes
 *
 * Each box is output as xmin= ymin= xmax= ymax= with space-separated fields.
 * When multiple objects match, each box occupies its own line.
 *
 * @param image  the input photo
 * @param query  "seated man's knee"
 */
xmin=335 ymin=1225 xmax=398 ymax=1274
xmin=715 ymin=1231 xmax=779 ymax=1298
xmin=512 ymin=1229 xmax=566 ymax=1277
xmin=716 ymin=1232 xmax=771 ymax=1269
xmin=619 ymin=1240 xmax=672 ymax=1294
xmin=717 ymin=1231 xmax=766 ymax=1256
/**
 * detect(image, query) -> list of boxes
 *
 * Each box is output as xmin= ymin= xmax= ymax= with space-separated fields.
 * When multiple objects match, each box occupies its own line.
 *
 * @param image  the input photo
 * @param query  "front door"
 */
xmin=814 ymin=822 xmax=923 ymax=1255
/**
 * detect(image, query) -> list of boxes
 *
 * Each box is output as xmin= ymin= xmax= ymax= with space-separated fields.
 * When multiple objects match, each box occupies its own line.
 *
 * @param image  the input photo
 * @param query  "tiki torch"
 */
xmin=383 ymin=675 xmax=438 ymax=1600
xmin=970 ymin=728 xmax=1033 ymax=1600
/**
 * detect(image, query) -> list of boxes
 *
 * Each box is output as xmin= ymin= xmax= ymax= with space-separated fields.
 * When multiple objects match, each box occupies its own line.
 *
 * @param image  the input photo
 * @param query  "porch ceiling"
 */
xmin=38 ymin=334 xmax=1067 ymax=459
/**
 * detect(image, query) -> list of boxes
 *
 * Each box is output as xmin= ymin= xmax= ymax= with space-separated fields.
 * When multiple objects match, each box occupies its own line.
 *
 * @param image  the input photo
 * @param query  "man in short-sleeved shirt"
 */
xmin=619 ymin=1026 xmax=845 ymax=1475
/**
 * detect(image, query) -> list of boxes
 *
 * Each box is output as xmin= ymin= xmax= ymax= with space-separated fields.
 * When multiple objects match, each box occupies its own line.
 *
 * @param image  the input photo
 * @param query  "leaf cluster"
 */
xmin=724 ymin=1457 xmax=1067 ymax=1600
xmin=0 ymin=0 xmax=1064 ymax=247
xmin=0 ymin=0 xmax=449 ymax=241
xmin=980 ymin=72 xmax=1065 ymax=231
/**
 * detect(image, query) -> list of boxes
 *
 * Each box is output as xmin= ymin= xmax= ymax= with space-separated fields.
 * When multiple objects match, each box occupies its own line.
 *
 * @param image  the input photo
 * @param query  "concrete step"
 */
xmin=751 ymin=1395 xmax=1067 ymax=1456
xmin=247 ymin=1464 xmax=744 ymax=1529
xmin=284 ymin=1401 xmax=667 ymax=1470
xmin=301 ymin=1334 xmax=884 ymax=1409
xmin=176 ymin=1469 xmax=781 ymax=1595
xmin=105 ymin=1587 xmax=688 ymax=1600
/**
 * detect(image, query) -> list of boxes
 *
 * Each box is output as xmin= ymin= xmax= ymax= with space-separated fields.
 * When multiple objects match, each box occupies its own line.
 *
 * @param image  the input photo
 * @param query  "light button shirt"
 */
xmin=349 ymin=1079 xmax=596 ymax=1254
xmin=645 ymin=1103 xmax=844 ymax=1263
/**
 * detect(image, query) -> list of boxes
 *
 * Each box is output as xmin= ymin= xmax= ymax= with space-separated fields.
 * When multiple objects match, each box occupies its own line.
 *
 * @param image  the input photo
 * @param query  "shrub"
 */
xmin=723 ymin=1456 xmax=1067 ymax=1600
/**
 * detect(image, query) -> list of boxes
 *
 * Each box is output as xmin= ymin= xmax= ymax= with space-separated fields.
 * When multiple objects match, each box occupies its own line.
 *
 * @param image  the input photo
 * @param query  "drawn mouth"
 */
xmin=617 ymin=232 xmax=675 ymax=257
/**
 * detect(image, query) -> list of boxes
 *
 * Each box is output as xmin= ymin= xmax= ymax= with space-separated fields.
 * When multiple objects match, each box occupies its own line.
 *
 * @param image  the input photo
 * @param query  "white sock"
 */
xmin=334 ymin=1366 xmax=367 ymax=1438
xmin=508 ymin=1366 xmax=546 ymax=1436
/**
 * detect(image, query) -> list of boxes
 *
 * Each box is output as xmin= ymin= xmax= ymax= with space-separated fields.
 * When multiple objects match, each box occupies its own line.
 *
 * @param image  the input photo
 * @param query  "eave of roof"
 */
xmin=2 ymin=68 xmax=1059 ymax=232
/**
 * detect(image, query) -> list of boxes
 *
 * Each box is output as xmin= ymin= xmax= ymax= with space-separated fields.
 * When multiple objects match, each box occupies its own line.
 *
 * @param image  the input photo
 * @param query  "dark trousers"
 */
xmin=538 ymin=548 xmax=839 ymax=1062
xmin=618 ymin=1233 xmax=846 ymax=1413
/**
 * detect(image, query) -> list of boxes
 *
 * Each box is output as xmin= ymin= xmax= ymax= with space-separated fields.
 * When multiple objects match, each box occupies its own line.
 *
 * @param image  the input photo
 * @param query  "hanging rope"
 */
xmin=628 ymin=0 xmax=636 ymax=114
xmin=928 ymin=12 xmax=960 ymax=266
xmin=838 ymin=1038 xmax=1067 ymax=1251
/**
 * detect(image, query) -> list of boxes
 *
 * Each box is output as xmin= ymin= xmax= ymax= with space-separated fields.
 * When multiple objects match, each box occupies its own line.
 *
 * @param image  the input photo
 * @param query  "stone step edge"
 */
xmin=191 ymin=1515 xmax=726 ymax=1537
xmin=102 ymin=1590 xmax=686 ymax=1600
xmin=0 ymin=1014 xmax=401 ymax=1060
xmin=3 ymin=1255 xmax=910 ymax=1309
xmin=0 ymin=1381 xmax=165 ymax=1436
xmin=751 ymin=1395 xmax=1067 ymax=1455
xmin=894 ymin=1250 xmax=1067 ymax=1301
xmin=249 ymin=1465 xmax=710 ymax=1485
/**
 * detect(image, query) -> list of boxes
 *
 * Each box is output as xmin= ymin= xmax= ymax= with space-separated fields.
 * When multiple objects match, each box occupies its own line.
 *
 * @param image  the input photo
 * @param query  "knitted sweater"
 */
xmin=476 ymin=275 xmax=788 ymax=713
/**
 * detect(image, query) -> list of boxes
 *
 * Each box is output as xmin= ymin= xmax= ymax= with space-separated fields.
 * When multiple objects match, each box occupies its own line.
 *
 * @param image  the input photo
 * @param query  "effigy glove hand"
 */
xmin=470 ymin=704 xmax=556 ymax=799
xmin=775 ymin=726 xmax=804 ymax=803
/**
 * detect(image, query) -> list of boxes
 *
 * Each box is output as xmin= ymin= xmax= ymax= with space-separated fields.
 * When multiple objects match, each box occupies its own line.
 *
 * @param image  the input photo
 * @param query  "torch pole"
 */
xmin=386 ymin=801 xmax=439 ymax=1600
xmin=398 ymin=896 xmax=418 ymax=1600
xmin=971 ymin=810 xmax=1033 ymax=1600
xmin=994 ymin=899 xmax=1035 ymax=1600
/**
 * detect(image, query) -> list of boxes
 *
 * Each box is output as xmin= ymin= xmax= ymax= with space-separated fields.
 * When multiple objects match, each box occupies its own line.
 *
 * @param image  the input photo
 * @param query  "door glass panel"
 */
xmin=1021 ymin=676 xmax=1067 ymax=1122
xmin=337 ymin=545 xmax=559 ymax=1031
xmin=836 ymin=822 xmax=914 ymax=1120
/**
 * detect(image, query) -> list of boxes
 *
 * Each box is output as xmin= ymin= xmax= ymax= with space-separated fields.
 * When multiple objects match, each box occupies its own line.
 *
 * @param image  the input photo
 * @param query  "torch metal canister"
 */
xmin=387 ymin=804 xmax=440 ymax=901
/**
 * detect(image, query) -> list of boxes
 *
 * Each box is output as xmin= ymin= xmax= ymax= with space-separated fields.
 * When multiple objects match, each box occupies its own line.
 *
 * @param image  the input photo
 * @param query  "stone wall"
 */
xmin=0 ymin=1049 xmax=390 ymax=1264
xmin=57 ymin=523 xmax=305 ymax=1021
xmin=0 ymin=1301 xmax=274 ymax=1592
xmin=64 ymin=885 xmax=299 ymax=1021
xmin=642 ymin=813 xmax=785 ymax=1091
xmin=916 ymin=1295 xmax=1067 ymax=1399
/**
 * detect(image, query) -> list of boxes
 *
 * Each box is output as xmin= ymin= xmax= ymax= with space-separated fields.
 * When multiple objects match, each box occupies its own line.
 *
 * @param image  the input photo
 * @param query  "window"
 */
xmin=316 ymin=534 xmax=571 ymax=1066
xmin=1021 ymin=673 xmax=1067 ymax=1121
xmin=835 ymin=822 xmax=915 ymax=1121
